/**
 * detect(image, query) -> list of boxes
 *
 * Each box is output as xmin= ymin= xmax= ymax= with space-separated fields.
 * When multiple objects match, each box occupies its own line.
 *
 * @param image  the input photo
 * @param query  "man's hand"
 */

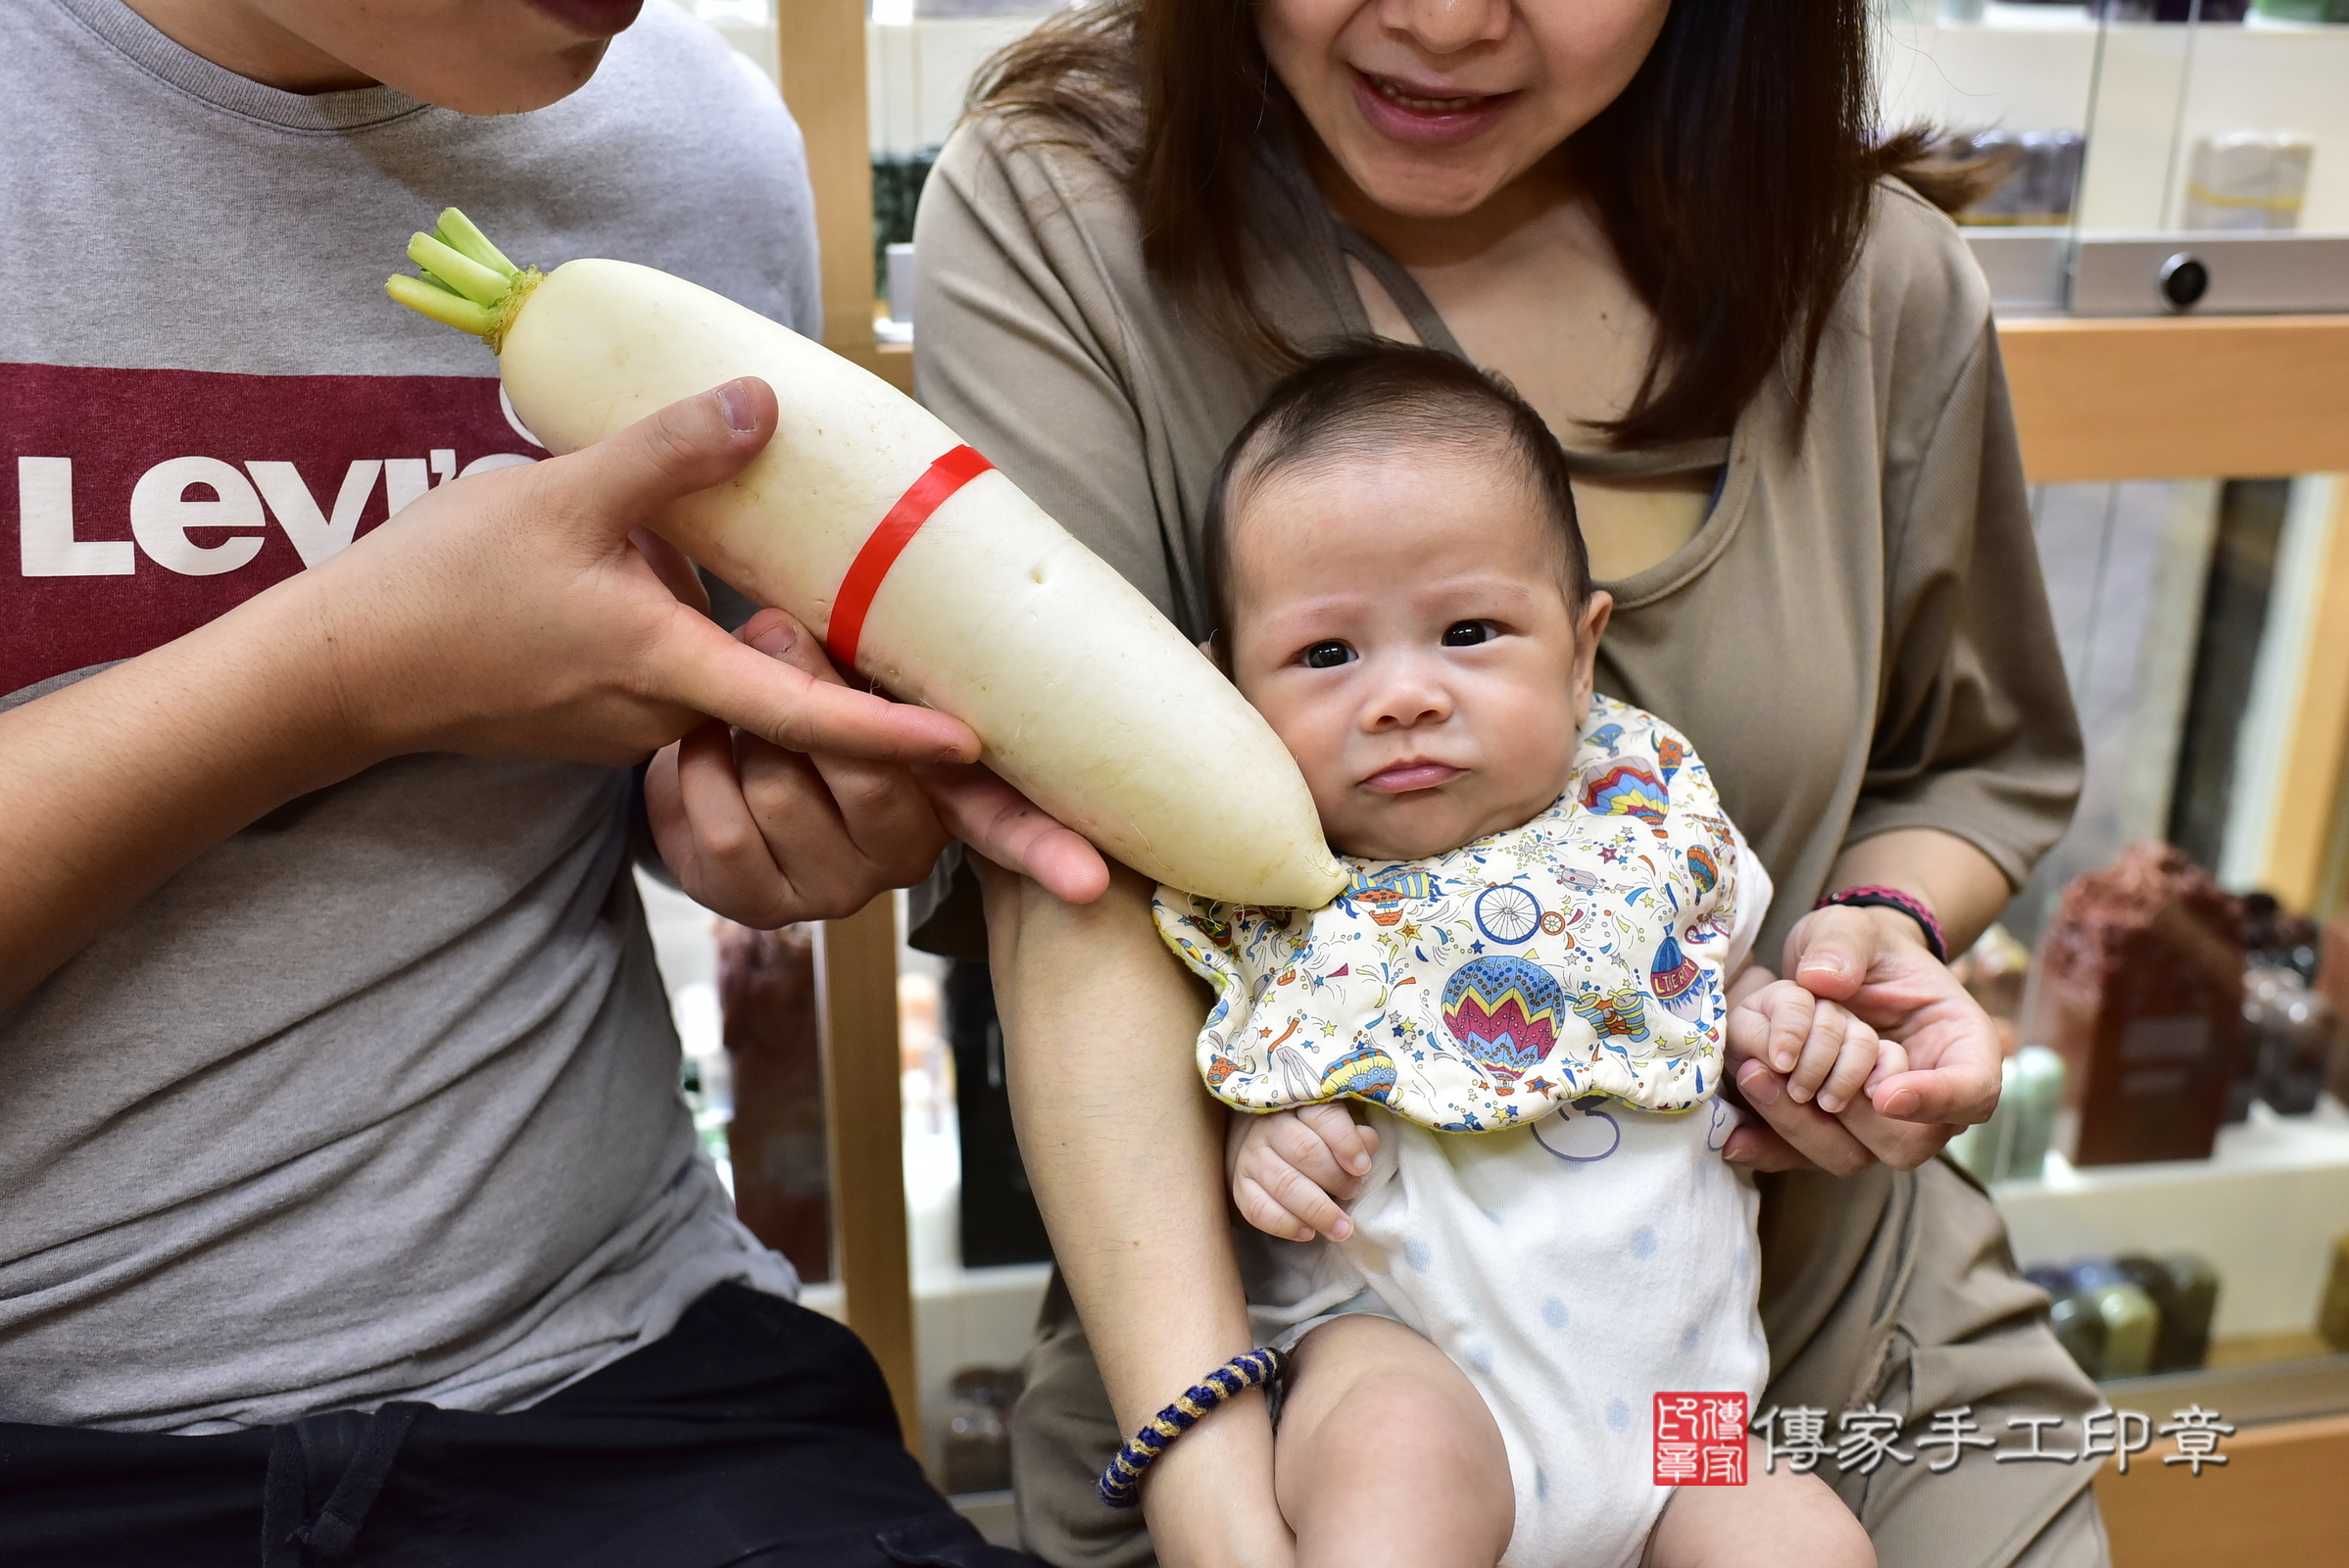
xmin=645 ymin=604 xmax=1109 ymax=926
xmin=314 ymin=376 xmax=980 ymax=769
xmin=1226 ymin=1104 xmax=1379 ymax=1243
xmin=1 ymin=379 xmax=988 ymax=1007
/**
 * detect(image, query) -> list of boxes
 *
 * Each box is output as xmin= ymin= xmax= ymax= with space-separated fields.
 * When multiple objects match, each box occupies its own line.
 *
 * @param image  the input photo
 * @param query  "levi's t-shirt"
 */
xmin=0 ymin=0 xmax=810 ymax=1432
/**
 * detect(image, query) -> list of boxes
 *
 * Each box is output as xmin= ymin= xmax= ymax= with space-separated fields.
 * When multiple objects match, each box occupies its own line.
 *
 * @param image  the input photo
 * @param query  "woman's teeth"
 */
xmin=1372 ymin=77 xmax=1490 ymax=113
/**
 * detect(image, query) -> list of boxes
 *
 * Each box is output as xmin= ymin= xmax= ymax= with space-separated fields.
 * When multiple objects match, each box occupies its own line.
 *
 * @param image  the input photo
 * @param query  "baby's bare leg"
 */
xmin=1644 ymin=1442 xmax=1874 ymax=1568
xmin=1275 ymin=1314 xmax=1514 ymax=1568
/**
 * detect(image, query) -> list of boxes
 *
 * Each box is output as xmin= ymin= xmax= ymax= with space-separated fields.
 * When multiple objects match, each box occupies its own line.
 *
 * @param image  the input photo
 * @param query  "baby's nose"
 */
xmin=1368 ymin=663 xmax=1453 ymax=730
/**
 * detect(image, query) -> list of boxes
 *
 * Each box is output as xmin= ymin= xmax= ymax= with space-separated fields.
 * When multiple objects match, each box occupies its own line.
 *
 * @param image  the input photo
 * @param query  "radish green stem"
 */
xmin=408 ymin=233 xmax=508 ymax=306
xmin=386 ymin=274 xmax=495 ymax=337
xmin=384 ymin=207 xmax=541 ymax=351
xmin=433 ymin=209 xmax=518 ymax=277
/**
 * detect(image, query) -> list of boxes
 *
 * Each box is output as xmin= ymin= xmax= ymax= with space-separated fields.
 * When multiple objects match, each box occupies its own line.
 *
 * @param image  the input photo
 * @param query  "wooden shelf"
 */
xmin=1997 ymin=315 xmax=2349 ymax=485
xmin=2097 ymin=1412 xmax=2349 ymax=1568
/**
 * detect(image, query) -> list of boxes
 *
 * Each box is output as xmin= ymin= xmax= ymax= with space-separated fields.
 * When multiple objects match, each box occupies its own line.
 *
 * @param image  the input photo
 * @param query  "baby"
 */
xmin=1151 ymin=345 xmax=1913 ymax=1568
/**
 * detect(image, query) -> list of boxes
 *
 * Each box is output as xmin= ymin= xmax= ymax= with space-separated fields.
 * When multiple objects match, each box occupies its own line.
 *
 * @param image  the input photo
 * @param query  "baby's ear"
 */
xmin=1200 ymin=633 xmax=1229 ymax=673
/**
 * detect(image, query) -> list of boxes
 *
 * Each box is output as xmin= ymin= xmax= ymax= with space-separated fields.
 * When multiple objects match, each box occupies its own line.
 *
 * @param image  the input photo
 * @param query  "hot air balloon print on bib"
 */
xmin=1582 ymin=759 xmax=1670 ymax=831
xmin=1686 ymin=844 xmax=1719 ymax=901
xmin=1441 ymin=956 xmax=1563 ymax=1091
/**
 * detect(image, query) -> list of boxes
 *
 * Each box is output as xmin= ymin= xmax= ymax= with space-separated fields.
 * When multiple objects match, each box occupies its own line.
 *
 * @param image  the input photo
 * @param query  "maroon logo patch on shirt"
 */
xmin=3 ymin=362 xmax=540 ymax=697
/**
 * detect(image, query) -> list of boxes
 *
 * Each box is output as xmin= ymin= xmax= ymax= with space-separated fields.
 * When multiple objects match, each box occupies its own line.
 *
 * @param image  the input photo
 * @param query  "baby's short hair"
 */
xmin=1202 ymin=341 xmax=1590 ymax=642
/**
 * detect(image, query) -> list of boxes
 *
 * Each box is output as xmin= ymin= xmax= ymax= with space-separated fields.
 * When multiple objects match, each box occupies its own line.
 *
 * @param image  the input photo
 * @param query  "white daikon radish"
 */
xmin=387 ymin=209 xmax=1344 ymax=908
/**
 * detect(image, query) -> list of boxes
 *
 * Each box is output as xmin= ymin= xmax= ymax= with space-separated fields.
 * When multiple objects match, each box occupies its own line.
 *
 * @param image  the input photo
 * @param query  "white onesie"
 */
xmin=1154 ymin=697 xmax=1772 ymax=1568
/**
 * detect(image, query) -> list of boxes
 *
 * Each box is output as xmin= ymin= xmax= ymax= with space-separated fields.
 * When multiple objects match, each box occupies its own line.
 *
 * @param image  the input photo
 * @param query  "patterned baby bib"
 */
xmin=1154 ymin=697 xmax=1745 ymax=1132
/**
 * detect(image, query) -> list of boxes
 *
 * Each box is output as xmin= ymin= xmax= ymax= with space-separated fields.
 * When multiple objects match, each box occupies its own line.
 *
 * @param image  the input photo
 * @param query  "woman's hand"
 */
xmin=1719 ymin=906 xmax=2002 ymax=1175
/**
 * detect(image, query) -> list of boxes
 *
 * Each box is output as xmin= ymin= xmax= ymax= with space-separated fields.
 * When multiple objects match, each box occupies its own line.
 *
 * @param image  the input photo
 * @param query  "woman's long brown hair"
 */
xmin=972 ymin=0 xmax=1988 ymax=447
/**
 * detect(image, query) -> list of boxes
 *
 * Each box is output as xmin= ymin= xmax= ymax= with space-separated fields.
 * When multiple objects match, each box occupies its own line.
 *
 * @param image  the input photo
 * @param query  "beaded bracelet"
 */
xmin=1816 ymin=885 xmax=1948 ymax=964
xmin=1097 ymin=1347 xmax=1287 ymax=1509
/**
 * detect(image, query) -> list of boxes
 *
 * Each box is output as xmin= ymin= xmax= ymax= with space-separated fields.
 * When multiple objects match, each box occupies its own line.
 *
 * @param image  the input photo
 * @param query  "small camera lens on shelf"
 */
xmin=2159 ymin=253 xmax=2210 ymax=311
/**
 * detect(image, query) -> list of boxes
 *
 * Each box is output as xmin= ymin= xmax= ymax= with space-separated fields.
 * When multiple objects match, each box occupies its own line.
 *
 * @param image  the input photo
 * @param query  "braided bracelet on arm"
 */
xmin=1814 ymin=884 xmax=1948 ymax=964
xmin=1097 ymin=1346 xmax=1287 ymax=1508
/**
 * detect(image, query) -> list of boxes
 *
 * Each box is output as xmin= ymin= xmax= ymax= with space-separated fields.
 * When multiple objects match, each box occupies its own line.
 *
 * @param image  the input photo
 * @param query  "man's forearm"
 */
xmin=0 ymin=581 xmax=367 ymax=1009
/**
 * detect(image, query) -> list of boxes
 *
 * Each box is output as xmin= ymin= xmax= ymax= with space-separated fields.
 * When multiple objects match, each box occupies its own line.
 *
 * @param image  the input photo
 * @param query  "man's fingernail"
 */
xmin=1800 ymin=955 xmax=1847 ymax=977
xmin=750 ymin=620 xmax=798 ymax=658
xmin=715 ymin=379 xmax=758 ymax=434
xmin=1885 ymin=1089 xmax=1920 ymax=1117
xmin=1737 ymin=1059 xmax=1782 ymax=1106
xmin=1723 ymin=1145 xmax=1752 ymax=1166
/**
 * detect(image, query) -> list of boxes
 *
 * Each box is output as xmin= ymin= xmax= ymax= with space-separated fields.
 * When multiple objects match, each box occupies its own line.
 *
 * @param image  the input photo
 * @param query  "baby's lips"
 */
xmin=1361 ymin=760 xmax=1466 ymax=794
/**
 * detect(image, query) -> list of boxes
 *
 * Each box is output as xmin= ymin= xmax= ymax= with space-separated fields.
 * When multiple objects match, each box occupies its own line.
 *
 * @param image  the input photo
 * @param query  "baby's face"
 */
xmin=1223 ymin=445 xmax=1610 ymax=862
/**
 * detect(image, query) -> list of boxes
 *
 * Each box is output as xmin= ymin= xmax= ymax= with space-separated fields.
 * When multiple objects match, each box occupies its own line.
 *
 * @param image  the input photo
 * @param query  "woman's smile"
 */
xmin=1351 ymin=69 xmax=1520 ymax=147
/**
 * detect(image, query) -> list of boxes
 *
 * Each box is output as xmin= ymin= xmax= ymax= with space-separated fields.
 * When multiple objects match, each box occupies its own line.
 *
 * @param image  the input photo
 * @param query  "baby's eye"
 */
xmin=1300 ymin=641 xmax=1354 ymax=669
xmin=1443 ymin=620 xmax=1495 ymax=648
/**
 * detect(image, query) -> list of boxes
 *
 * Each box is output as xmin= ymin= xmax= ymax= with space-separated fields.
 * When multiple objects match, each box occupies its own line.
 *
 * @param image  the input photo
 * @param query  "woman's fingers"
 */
xmin=1828 ymin=1091 xmax=1959 ymax=1171
xmin=1782 ymin=905 xmax=1884 ymax=1005
xmin=1717 ymin=1118 xmax=1818 ymax=1174
xmin=1729 ymin=1058 xmax=1876 ymax=1177
xmin=1871 ymin=1054 xmax=2001 ymax=1126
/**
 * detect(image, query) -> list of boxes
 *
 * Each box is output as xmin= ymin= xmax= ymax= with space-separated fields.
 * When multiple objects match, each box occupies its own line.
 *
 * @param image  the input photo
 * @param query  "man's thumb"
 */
xmin=554 ymin=377 xmax=778 ymax=530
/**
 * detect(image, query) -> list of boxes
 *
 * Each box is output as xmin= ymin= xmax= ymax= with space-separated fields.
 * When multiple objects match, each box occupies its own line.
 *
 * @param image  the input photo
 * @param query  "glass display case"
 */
xmin=1878 ymin=0 xmax=2349 ymax=312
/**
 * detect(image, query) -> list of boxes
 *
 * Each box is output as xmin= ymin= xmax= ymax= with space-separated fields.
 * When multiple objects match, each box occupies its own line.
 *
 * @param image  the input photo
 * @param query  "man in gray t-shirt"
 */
xmin=0 ymin=1 xmax=1084 ymax=1561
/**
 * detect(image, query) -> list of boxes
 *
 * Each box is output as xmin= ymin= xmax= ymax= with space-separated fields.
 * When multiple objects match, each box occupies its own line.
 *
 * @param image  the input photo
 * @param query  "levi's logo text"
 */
xmin=1654 ymin=1392 xmax=1747 ymax=1486
xmin=2 ymin=362 xmax=539 ymax=697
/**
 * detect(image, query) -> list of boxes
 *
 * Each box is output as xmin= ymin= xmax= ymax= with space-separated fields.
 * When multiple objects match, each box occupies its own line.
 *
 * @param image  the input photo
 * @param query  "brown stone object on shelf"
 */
xmin=718 ymin=920 xmax=832 ymax=1283
xmin=2026 ymin=842 xmax=2244 ymax=1166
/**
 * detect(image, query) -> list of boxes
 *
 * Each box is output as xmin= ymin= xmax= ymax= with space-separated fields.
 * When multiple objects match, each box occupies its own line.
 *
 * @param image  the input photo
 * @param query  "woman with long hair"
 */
xmin=911 ymin=2 xmax=2100 ymax=1563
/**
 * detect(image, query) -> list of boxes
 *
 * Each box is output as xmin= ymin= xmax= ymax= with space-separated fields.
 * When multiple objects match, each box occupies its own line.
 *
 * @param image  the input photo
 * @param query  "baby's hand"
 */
xmin=1728 ymin=980 xmax=1910 ymax=1117
xmin=1226 ymin=1103 xmax=1380 ymax=1243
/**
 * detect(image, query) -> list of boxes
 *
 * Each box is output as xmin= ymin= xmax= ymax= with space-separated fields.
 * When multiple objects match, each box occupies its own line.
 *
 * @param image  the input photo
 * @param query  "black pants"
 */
xmin=0 ymin=1284 xmax=1031 ymax=1568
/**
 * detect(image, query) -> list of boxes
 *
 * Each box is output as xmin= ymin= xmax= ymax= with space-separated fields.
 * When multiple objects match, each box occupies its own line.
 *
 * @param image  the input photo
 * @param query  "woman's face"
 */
xmin=1257 ymin=0 xmax=1670 ymax=220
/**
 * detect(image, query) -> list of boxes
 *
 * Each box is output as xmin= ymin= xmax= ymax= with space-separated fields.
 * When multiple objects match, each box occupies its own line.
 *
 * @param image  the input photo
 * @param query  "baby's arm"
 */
xmin=1226 ymin=1104 xmax=1380 ymax=1243
xmin=1729 ymin=979 xmax=1910 ymax=1118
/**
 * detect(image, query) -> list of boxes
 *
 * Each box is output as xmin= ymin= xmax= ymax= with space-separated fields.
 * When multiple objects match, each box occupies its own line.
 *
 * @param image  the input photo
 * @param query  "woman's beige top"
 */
xmin=915 ymin=114 xmax=2103 ymax=1568
xmin=912 ymin=115 xmax=2082 ymax=969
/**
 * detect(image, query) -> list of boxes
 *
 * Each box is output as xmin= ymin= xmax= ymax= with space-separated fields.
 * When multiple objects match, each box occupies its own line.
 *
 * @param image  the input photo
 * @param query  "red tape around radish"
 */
xmin=824 ymin=444 xmax=993 ymax=673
